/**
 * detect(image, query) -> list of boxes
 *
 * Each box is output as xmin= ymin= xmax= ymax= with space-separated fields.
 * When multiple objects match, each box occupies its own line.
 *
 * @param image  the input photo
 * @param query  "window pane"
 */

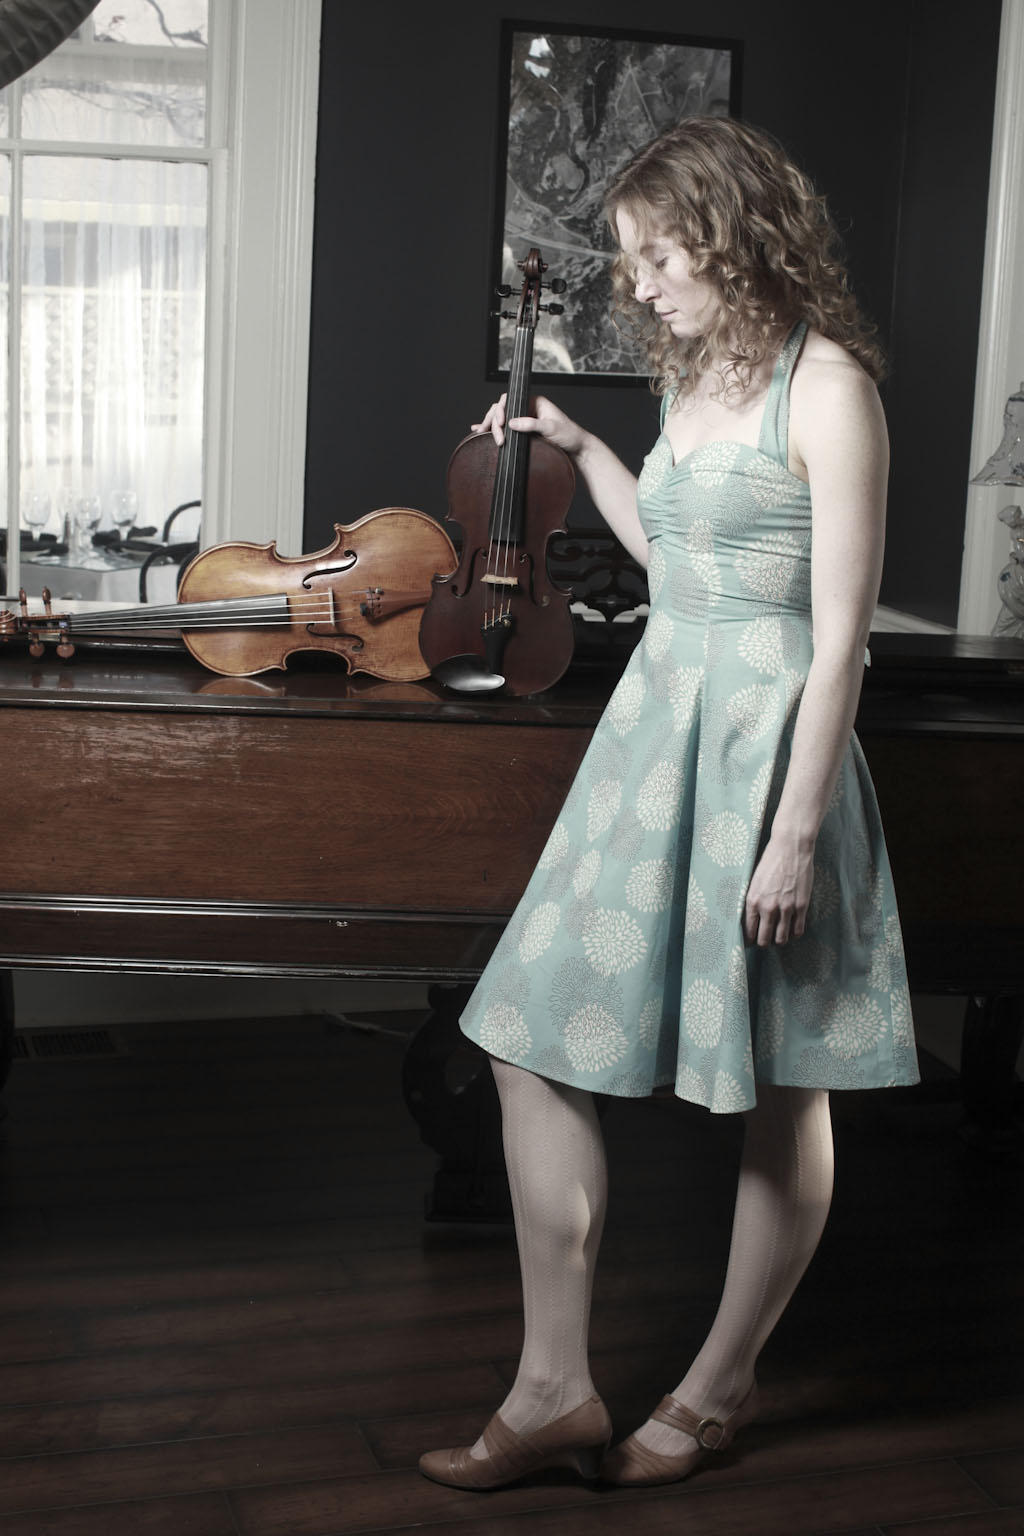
xmin=21 ymin=0 xmax=208 ymax=147
xmin=91 ymin=0 xmax=208 ymax=48
xmin=20 ymin=157 xmax=206 ymax=532
xmin=0 ymin=158 xmax=8 ymax=536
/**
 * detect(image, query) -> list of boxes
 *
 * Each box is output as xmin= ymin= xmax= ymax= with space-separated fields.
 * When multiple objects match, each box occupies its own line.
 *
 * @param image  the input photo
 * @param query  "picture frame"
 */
xmin=488 ymin=20 xmax=742 ymax=385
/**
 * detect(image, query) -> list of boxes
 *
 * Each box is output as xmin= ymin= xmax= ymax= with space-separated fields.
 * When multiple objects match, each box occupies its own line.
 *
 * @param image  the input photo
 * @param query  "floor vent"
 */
xmin=16 ymin=1027 xmax=125 ymax=1060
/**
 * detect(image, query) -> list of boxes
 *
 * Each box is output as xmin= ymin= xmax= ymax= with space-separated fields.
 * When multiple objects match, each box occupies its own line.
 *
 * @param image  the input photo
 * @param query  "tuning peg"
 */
xmin=547 ymin=278 xmax=567 ymax=294
xmin=540 ymin=303 xmax=564 ymax=316
xmin=491 ymin=309 xmax=519 ymax=319
xmin=495 ymin=283 xmax=513 ymax=298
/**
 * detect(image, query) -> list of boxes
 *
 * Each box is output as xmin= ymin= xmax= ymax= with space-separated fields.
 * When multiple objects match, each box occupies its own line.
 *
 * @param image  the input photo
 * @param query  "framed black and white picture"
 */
xmin=488 ymin=21 xmax=742 ymax=384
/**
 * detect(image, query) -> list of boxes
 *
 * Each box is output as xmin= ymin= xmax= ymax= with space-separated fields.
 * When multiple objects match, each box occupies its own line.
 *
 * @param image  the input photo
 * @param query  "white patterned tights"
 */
xmin=477 ymin=1060 xmax=833 ymax=1456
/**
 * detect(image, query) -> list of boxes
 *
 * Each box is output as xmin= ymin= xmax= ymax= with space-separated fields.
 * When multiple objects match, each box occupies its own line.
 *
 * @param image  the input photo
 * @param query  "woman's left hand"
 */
xmin=744 ymin=833 xmax=815 ymax=946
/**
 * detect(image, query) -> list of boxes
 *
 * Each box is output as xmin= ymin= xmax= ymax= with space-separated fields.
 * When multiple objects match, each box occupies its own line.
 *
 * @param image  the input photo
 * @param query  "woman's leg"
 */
xmin=480 ymin=1058 xmax=608 ymax=1441
xmin=631 ymin=1082 xmax=834 ymax=1456
xmin=419 ymin=1059 xmax=610 ymax=1486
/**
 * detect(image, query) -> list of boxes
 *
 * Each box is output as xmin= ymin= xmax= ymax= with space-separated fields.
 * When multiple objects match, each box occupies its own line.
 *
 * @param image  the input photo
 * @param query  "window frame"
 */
xmin=204 ymin=0 xmax=320 ymax=557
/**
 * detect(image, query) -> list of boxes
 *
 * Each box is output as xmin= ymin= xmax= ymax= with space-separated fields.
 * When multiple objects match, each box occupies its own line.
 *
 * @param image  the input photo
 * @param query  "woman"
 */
xmin=419 ymin=115 xmax=919 ymax=1491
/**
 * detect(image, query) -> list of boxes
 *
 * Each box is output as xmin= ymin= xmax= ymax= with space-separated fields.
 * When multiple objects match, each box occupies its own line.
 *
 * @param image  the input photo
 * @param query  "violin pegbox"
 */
xmin=496 ymin=250 xmax=568 ymax=330
xmin=0 ymin=587 xmax=78 ymax=660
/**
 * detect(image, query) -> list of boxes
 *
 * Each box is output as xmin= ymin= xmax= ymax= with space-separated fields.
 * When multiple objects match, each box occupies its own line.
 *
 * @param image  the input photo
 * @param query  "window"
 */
xmin=1 ymin=0 xmax=210 ymax=585
xmin=1 ymin=0 xmax=320 ymax=594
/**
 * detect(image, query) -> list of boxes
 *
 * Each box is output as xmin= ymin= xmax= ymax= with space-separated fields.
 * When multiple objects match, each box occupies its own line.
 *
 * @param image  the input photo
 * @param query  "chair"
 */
xmin=138 ymin=500 xmax=201 ymax=603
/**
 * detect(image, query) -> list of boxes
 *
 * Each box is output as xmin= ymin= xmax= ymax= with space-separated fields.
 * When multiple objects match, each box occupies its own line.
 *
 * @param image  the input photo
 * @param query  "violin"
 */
xmin=0 ymin=508 xmax=457 ymax=681
xmin=418 ymin=248 xmax=576 ymax=696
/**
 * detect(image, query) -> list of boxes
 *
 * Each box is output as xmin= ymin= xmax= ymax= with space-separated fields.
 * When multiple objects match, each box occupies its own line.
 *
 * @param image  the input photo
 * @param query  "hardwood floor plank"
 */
xmin=0 ymin=1312 xmax=77 ymax=1366
xmin=72 ymin=1273 xmax=522 ymax=1354
xmin=0 ymin=1215 xmax=434 ymax=1278
xmin=880 ymin=1513 xmax=1024 ymax=1536
xmin=0 ymin=1364 xmax=507 ymax=1459
xmin=0 ymin=1148 xmax=434 ymax=1209
xmin=495 ymin=1330 xmax=1024 ymax=1416
xmin=344 ymin=1217 xmax=1019 ymax=1303
xmin=0 ymin=1178 xmax=428 ymax=1241
xmin=0 ymin=1335 xmax=511 ymax=1416
xmin=2 ymin=1097 xmax=420 ymax=1154
xmin=0 ymin=1491 xmax=238 ymax=1535
xmin=49 ymin=1273 xmax=1021 ymax=1377
xmin=362 ymin=1391 xmax=1024 ymax=1477
xmin=957 ymin=1449 xmax=1024 ymax=1507
xmin=0 ymin=1423 xmax=374 ymax=1517
xmin=0 ymin=1255 xmax=357 ymax=1313
xmin=2 ymin=1121 xmax=424 ymax=1176
xmin=226 ymin=1460 xmax=991 ymax=1536
xmin=3 ymin=1291 xmax=739 ymax=1395
xmin=230 ymin=1468 xmax=612 ymax=1536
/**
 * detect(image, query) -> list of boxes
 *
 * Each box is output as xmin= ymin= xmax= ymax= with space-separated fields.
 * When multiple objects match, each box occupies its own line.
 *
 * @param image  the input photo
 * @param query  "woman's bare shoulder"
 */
xmin=797 ymin=327 xmax=871 ymax=374
xmin=789 ymin=329 xmax=886 ymax=473
xmin=793 ymin=329 xmax=879 ymax=415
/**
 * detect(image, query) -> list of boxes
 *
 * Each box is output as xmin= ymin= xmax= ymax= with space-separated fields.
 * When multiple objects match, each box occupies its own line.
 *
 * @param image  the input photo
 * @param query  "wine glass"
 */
xmin=73 ymin=494 xmax=102 ymax=560
xmin=22 ymin=491 xmax=52 ymax=545
xmin=57 ymin=487 xmax=78 ymax=544
xmin=110 ymin=489 xmax=138 ymax=549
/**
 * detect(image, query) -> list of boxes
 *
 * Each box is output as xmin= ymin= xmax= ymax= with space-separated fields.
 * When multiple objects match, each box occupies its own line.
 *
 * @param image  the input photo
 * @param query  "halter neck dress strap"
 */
xmin=757 ymin=321 xmax=809 ymax=468
xmin=658 ymin=321 xmax=810 ymax=448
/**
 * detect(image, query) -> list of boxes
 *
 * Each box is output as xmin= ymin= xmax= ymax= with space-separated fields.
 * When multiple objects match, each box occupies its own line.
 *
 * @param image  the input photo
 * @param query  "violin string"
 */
xmin=65 ymin=600 xmax=334 ymax=630
xmin=502 ymin=411 xmax=519 ymax=618
xmin=490 ymin=323 xmax=519 ymax=629
xmin=491 ymin=310 xmax=530 ymax=627
xmin=507 ymin=312 xmax=531 ymax=608
xmin=504 ymin=286 xmax=540 ymax=622
xmin=19 ymin=592 xmax=423 ymax=635
xmin=492 ymin=429 xmax=509 ymax=629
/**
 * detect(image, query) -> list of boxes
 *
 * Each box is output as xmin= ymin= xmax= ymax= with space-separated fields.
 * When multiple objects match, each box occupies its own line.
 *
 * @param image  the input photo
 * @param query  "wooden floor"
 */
xmin=0 ymin=1008 xmax=1021 ymax=1536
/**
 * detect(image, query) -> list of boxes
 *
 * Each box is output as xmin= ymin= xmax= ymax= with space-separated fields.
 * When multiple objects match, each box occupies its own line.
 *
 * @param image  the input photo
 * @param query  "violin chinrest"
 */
xmin=430 ymin=654 xmax=506 ymax=692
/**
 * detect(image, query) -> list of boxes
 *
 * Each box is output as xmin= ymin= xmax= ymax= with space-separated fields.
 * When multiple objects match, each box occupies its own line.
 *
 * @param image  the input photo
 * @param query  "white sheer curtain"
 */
xmin=0 ymin=0 xmax=208 ymax=565
xmin=0 ymin=157 xmax=8 ymax=540
xmin=20 ymin=155 xmax=206 ymax=533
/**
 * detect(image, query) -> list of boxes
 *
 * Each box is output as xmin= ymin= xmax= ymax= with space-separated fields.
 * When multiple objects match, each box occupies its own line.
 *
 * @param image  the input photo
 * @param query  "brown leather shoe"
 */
xmin=418 ymin=1394 xmax=612 ymax=1490
xmin=599 ymin=1383 xmax=759 ymax=1487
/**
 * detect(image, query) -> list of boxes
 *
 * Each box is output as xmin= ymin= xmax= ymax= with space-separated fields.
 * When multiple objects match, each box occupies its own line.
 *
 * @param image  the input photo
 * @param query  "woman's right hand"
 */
xmin=471 ymin=393 xmax=589 ymax=457
xmin=474 ymin=392 xmax=648 ymax=567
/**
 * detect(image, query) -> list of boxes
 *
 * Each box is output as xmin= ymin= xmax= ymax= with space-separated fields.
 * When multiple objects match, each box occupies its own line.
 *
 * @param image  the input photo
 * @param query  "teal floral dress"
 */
xmin=460 ymin=324 xmax=919 ymax=1112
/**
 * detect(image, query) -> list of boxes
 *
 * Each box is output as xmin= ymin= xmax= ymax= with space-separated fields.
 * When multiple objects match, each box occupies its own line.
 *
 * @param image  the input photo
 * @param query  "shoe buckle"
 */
xmin=695 ymin=1416 xmax=725 ymax=1451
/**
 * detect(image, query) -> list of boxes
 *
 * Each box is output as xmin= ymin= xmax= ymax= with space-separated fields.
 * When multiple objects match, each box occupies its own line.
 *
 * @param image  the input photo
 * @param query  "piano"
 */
xmin=0 ymin=629 xmax=1020 ymax=1183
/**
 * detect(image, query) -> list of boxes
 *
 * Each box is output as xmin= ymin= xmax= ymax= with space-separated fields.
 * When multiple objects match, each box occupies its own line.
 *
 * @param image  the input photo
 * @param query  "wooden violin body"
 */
xmin=1 ymin=508 xmax=457 ymax=681
xmin=177 ymin=509 xmax=455 ymax=678
xmin=419 ymin=430 xmax=576 ymax=696
xmin=418 ymin=248 xmax=577 ymax=697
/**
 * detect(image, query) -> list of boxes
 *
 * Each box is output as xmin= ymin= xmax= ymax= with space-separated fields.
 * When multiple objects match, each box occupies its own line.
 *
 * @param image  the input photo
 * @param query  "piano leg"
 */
xmin=402 ymin=984 xmax=513 ymax=1222
xmin=959 ymin=993 xmax=1024 ymax=1150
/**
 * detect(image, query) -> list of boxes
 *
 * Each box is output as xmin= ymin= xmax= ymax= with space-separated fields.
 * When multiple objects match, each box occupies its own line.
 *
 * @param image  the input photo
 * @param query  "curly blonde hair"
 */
xmin=605 ymin=116 xmax=885 ymax=398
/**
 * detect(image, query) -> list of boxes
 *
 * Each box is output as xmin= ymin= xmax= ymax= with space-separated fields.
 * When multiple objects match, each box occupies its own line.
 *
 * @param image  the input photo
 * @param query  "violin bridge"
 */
xmin=357 ymin=587 xmax=434 ymax=621
xmin=480 ymin=574 xmax=519 ymax=587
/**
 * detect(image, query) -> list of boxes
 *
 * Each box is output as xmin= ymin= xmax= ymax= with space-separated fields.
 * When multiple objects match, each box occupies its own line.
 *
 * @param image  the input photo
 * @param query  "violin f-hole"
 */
xmin=301 ymin=553 xmax=358 ymax=589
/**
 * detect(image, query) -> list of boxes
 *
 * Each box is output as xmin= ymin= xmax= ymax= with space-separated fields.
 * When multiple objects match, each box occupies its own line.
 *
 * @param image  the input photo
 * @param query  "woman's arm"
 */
xmin=473 ymin=394 xmax=648 ymax=568
xmin=743 ymin=342 xmax=888 ymax=948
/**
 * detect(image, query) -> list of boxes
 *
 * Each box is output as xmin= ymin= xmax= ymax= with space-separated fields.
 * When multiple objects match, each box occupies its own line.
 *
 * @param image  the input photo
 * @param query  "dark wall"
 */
xmin=882 ymin=7 xmax=1001 ymax=624
xmin=305 ymin=0 xmax=1000 ymax=627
